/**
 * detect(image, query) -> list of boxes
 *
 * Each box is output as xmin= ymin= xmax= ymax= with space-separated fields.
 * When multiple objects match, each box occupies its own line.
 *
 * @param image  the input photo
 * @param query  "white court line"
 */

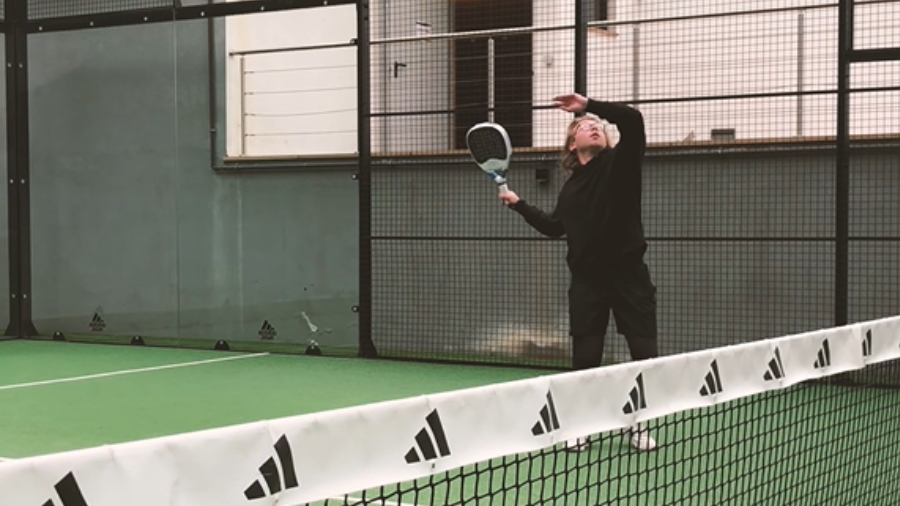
xmin=0 ymin=353 xmax=270 ymax=392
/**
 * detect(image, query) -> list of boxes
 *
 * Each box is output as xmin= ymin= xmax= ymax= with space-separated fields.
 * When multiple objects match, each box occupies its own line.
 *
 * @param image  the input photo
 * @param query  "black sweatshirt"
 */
xmin=510 ymin=100 xmax=647 ymax=280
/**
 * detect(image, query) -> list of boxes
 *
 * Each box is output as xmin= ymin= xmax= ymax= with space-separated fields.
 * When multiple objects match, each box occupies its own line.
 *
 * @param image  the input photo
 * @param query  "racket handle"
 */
xmin=498 ymin=183 xmax=509 ymax=194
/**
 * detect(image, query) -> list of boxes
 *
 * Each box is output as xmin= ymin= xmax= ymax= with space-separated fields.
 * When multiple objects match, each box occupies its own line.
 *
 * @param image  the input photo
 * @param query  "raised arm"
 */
xmin=584 ymin=100 xmax=646 ymax=157
xmin=553 ymin=94 xmax=647 ymax=162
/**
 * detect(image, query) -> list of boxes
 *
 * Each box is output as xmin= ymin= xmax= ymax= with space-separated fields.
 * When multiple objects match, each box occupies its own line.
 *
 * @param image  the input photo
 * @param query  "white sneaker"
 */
xmin=563 ymin=436 xmax=590 ymax=452
xmin=621 ymin=425 xmax=657 ymax=451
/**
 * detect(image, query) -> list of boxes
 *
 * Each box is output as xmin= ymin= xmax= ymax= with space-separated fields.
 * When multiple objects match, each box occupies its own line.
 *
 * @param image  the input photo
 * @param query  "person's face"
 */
xmin=568 ymin=119 xmax=608 ymax=153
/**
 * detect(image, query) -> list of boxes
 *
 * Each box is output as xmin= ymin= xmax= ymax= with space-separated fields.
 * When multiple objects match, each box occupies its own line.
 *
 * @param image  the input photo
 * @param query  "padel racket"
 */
xmin=466 ymin=122 xmax=512 ymax=194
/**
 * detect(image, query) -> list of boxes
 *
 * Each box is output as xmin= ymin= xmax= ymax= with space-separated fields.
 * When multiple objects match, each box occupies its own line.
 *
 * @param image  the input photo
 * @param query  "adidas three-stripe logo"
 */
xmin=244 ymin=435 xmax=299 ymax=500
xmin=622 ymin=373 xmax=647 ymax=414
xmin=89 ymin=313 xmax=105 ymax=332
xmin=531 ymin=391 xmax=560 ymax=436
xmin=405 ymin=409 xmax=451 ymax=464
xmin=764 ymin=348 xmax=784 ymax=381
xmin=41 ymin=472 xmax=89 ymax=506
xmin=699 ymin=360 xmax=723 ymax=396
xmin=258 ymin=320 xmax=277 ymax=340
xmin=814 ymin=339 xmax=831 ymax=368
xmin=862 ymin=329 xmax=873 ymax=358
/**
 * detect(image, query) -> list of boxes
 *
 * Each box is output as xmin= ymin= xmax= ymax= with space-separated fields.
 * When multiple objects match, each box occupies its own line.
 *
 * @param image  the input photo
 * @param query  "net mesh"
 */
xmin=367 ymin=0 xmax=900 ymax=367
xmin=27 ymin=0 xmax=173 ymax=20
xmin=326 ymin=380 xmax=900 ymax=506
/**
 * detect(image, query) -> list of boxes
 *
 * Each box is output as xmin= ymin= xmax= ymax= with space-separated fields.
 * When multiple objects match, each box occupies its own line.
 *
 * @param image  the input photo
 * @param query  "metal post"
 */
xmin=4 ymin=0 xmax=38 ymax=338
xmin=633 ymin=23 xmax=640 ymax=105
xmin=574 ymin=0 xmax=588 ymax=99
xmin=797 ymin=11 xmax=805 ymax=137
xmin=835 ymin=0 xmax=853 ymax=327
xmin=239 ymin=55 xmax=247 ymax=156
xmin=206 ymin=1 xmax=219 ymax=170
xmin=488 ymin=37 xmax=495 ymax=123
xmin=356 ymin=0 xmax=377 ymax=358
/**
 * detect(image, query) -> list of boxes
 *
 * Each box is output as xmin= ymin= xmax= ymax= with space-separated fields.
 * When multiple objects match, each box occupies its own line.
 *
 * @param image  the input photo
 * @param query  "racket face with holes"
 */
xmin=466 ymin=123 xmax=512 ymax=187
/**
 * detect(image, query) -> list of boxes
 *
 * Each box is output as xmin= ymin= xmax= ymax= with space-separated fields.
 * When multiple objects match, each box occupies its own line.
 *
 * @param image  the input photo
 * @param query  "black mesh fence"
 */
xmin=27 ymin=0 xmax=173 ymax=20
xmin=363 ymin=1 xmax=900 ymax=369
xmin=845 ymin=2 xmax=900 ymax=385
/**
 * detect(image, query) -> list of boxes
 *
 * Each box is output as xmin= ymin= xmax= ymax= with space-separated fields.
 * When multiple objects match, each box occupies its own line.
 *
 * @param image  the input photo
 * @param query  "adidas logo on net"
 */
xmin=41 ymin=472 xmax=89 ymax=506
xmin=531 ymin=390 xmax=561 ymax=436
xmin=244 ymin=434 xmax=300 ymax=500
xmin=814 ymin=339 xmax=832 ymax=369
xmin=860 ymin=327 xmax=897 ymax=357
xmin=699 ymin=360 xmax=724 ymax=397
xmin=622 ymin=373 xmax=647 ymax=414
xmin=764 ymin=347 xmax=785 ymax=381
xmin=405 ymin=409 xmax=452 ymax=464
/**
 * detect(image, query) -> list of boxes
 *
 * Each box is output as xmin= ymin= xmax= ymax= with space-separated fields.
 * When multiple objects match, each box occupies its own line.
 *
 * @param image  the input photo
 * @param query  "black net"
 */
xmin=27 ymin=0 xmax=172 ymax=21
xmin=365 ymin=1 xmax=900 ymax=367
xmin=321 ymin=380 xmax=900 ymax=506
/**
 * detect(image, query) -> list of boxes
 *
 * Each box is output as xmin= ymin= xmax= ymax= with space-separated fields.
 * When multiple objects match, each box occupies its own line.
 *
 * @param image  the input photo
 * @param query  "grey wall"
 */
xmin=25 ymin=20 xmax=360 ymax=349
xmin=370 ymin=147 xmax=900 ymax=365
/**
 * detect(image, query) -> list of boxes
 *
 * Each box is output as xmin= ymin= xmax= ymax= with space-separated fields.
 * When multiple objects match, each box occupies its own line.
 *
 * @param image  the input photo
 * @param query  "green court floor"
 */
xmin=0 ymin=340 xmax=550 ymax=459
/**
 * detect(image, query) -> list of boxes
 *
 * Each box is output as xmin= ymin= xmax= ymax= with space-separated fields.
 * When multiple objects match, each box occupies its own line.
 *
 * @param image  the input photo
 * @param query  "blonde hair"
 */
xmin=559 ymin=114 xmax=617 ymax=175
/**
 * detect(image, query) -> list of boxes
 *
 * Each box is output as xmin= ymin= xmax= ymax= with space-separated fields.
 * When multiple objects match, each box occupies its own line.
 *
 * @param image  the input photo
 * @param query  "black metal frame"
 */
xmin=24 ymin=0 xmax=356 ymax=33
xmin=574 ymin=0 xmax=587 ymax=97
xmin=835 ymin=0 xmax=853 ymax=328
xmin=3 ymin=0 xmax=35 ymax=337
xmin=356 ymin=0 xmax=375 ymax=358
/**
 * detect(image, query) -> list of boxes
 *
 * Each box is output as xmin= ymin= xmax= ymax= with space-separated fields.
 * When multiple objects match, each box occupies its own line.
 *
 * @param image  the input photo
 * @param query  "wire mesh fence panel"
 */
xmin=643 ymin=149 xmax=837 ymax=355
xmin=366 ymin=0 xmax=900 ymax=367
xmin=27 ymin=0 xmax=172 ymax=20
xmin=602 ymin=6 xmax=842 ymax=358
xmin=846 ymin=0 xmax=900 ymax=387
xmin=368 ymin=0 xmax=578 ymax=366
xmin=26 ymin=0 xmax=336 ymax=19
xmin=847 ymin=47 xmax=900 ymax=385
xmin=854 ymin=0 xmax=900 ymax=50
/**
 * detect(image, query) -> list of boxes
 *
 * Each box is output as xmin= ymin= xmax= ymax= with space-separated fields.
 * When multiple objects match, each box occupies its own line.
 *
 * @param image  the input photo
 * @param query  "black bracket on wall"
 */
xmin=393 ymin=61 xmax=407 ymax=78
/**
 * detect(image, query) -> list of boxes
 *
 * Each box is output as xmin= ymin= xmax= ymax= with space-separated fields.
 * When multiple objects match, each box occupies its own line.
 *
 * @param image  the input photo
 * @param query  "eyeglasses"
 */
xmin=575 ymin=123 xmax=604 ymax=132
